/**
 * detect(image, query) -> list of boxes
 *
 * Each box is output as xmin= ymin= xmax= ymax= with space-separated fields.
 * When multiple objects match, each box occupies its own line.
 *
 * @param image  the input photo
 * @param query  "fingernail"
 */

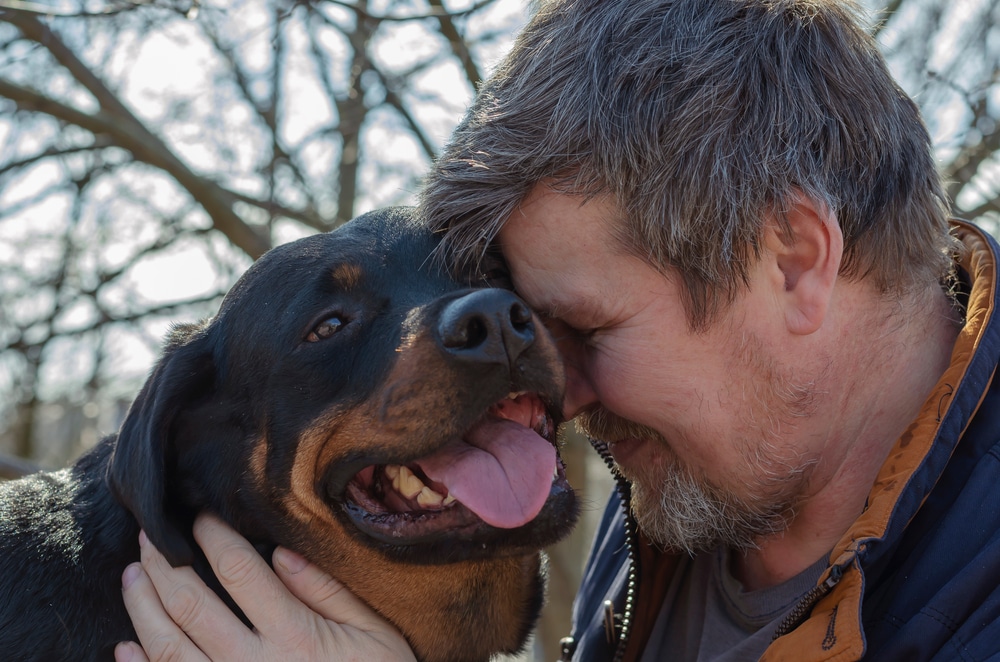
xmin=115 ymin=642 xmax=136 ymax=662
xmin=122 ymin=563 xmax=142 ymax=590
xmin=274 ymin=547 xmax=308 ymax=574
xmin=138 ymin=529 xmax=148 ymax=547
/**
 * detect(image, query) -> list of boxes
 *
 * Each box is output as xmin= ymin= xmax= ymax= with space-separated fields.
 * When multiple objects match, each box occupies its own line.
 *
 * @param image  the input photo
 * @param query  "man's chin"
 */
xmin=623 ymin=457 xmax=795 ymax=554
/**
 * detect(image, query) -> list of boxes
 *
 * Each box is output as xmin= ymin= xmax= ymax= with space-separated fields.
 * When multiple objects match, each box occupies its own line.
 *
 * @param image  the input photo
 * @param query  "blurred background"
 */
xmin=1 ymin=0 xmax=1000 ymax=659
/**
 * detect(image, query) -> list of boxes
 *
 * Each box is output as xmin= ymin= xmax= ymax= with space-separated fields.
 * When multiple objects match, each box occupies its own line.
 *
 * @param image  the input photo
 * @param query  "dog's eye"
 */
xmin=306 ymin=316 xmax=344 ymax=342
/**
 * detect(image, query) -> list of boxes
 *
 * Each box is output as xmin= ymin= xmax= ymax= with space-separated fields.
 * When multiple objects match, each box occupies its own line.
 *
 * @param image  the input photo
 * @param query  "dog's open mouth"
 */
xmin=340 ymin=392 xmax=568 ymax=546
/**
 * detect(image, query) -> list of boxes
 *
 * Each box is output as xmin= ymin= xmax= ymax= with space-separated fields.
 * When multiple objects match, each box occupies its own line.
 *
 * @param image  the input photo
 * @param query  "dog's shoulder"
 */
xmin=0 ymin=438 xmax=116 ymax=539
xmin=0 ymin=436 xmax=139 ymax=661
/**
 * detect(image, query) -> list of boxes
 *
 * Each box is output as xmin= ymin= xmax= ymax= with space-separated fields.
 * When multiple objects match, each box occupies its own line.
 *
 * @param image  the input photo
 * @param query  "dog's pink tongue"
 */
xmin=416 ymin=419 xmax=556 ymax=529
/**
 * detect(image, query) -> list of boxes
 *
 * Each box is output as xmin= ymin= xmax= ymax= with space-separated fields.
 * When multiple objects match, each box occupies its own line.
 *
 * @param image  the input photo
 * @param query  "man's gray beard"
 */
xmin=577 ymin=408 xmax=805 ymax=555
xmin=626 ymin=454 xmax=795 ymax=554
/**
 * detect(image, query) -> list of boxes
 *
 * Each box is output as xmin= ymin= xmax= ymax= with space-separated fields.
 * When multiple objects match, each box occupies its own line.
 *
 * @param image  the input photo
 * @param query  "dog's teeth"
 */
xmin=416 ymin=486 xmax=444 ymax=508
xmin=443 ymin=493 xmax=457 ymax=506
xmin=384 ymin=465 xmax=400 ymax=481
xmin=395 ymin=465 xmax=426 ymax=499
xmin=507 ymin=391 xmax=525 ymax=400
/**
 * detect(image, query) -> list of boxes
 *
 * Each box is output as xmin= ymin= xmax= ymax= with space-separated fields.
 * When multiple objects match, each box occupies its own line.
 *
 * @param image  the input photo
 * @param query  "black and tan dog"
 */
xmin=0 ymin=207 xmax=578 ymax=662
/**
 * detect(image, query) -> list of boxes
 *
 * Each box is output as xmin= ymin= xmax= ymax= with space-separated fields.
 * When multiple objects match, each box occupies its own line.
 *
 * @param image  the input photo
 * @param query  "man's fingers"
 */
xmin=129 ymin=516 xmax=416 ymax=662
xmin=191 ymin=514 xmax=323 ymax=637
xmin=272 ymin=546 xmax=416 ymax=660
xmin=120 ymin=562 xmax=210 ymax=662
xmin=114 ymin=641 xmax=151 ymax=662
xmin=137 ymin=530 xmax=253 ymax=660
xmin=272 ymin=546 xmax=385 ymax=631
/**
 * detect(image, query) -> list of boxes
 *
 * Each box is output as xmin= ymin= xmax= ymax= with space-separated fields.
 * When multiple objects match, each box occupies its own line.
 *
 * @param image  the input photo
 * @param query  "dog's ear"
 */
xmin=108 ymin=321 xmax=216 ymax=567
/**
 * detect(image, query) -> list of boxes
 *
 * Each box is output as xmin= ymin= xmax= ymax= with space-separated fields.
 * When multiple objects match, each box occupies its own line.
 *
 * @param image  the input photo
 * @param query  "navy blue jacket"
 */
xmin=561 ymin=222 xmax=1000 ymax=661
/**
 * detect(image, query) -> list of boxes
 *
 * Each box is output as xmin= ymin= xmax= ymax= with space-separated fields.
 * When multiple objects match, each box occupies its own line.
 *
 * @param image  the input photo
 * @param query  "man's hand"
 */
xmin=115 ymin=513 xmax=417 ymax=662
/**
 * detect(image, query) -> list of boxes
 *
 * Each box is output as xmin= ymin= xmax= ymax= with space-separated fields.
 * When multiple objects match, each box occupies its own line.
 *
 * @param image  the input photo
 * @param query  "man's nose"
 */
xmin=561 ymin=362 xmax=598 ymax=420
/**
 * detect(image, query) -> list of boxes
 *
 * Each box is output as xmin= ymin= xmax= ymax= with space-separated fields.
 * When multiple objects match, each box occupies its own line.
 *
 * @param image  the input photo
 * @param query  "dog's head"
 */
xmin=108 ymin=207 xmax=578 ymax=662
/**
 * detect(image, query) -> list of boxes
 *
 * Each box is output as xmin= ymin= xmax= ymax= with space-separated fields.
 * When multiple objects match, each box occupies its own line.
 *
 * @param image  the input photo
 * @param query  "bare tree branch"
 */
xmin=226 ymin=187 xmax=332 ymax=231
xmin=0 ymin=139 xmax=116 ymax=178
xmin=939 ymin=71 xmax=1000 ymax=206
xmin=0 ymin=0 xmax=152 ymax=18
xmin=427 ymin=0 xmax=481 ymax=88
xmin=0 ymin=9 xmax=271 ymax=257
xmin=333 ymin=0 xmax=372 ymax=224
xmin=872 ymin=0 xmax=904 ymax=38
xmin=325 ymin=0 xmax=496 ymax=23
xmin=375 ymin=67 xmax=438 ymax=161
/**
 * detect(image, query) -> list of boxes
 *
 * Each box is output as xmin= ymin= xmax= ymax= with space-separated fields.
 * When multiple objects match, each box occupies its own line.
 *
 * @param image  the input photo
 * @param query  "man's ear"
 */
xmin=764 ymin=192 xmax=844 ymax=335
xmin=108 ymin=321 xmax=216 ymax=567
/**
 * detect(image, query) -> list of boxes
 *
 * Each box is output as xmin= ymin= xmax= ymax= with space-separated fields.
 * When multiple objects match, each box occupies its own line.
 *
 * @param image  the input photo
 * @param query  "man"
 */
xmin=115 ymin=0 xmax=1000 ymax=660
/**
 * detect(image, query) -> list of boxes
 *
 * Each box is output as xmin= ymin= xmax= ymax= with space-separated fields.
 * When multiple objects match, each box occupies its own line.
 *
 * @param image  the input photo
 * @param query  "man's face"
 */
xmin=497 ymin=185 xmax=822 ymax=553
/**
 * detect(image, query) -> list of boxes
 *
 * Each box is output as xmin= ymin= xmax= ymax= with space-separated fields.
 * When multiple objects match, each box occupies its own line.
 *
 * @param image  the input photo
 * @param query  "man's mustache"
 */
xmin=575 ymin=406 xmax=666 ymax=444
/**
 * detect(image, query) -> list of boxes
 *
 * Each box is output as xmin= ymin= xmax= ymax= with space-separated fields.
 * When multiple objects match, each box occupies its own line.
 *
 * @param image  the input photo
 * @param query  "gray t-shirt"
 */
xmin=639 ymin=547 xmax=827 ymax=661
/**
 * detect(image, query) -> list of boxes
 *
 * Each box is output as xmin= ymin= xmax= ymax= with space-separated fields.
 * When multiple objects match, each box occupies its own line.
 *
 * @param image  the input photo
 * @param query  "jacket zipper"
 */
xmin=592 ymin=437 xmax=852 ymax=657
xmin=591 ymin=438 xmax=639 ymax=662
xmin=771 ymin=558 xmax=849 ymax=640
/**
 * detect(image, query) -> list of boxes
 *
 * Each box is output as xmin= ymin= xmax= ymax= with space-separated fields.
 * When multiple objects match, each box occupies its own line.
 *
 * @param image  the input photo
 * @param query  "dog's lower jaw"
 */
xmin=330 ymin=554 xmax=544 ymax=662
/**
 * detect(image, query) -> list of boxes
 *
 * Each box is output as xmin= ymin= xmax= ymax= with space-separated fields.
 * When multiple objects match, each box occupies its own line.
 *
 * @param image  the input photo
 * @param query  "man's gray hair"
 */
xmin=420 ymin=0 xmax=957 ymax=329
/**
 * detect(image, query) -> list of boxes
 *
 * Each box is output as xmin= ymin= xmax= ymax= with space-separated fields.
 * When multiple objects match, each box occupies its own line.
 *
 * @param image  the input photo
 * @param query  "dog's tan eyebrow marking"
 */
xmin=330 ymin=263 xmax=363 ymax=289
xmin=249 ymin=434 xmax=268 ymax=488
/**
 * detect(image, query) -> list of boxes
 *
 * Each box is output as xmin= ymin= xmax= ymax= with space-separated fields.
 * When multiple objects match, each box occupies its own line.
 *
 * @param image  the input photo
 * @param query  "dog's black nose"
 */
xmin=437 ymin=289 xmax=535 ymax=366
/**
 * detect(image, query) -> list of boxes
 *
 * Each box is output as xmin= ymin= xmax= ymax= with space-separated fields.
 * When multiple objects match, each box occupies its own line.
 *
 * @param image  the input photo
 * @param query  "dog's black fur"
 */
xmin=0 ymin=208 xmax=577 ymax=662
